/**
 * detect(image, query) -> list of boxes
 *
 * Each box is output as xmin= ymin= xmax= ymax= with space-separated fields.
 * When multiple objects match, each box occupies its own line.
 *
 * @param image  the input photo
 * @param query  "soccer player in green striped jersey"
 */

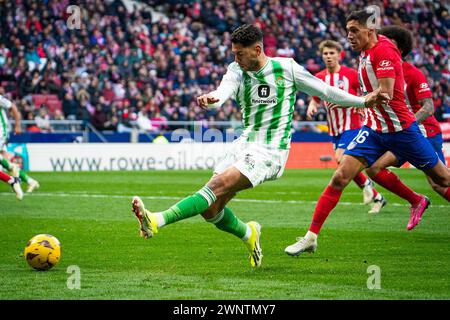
xmin=131 ymin=24 xmax=388 ymax=268
xmin=0 ymin=94 xmax=40 ymax=193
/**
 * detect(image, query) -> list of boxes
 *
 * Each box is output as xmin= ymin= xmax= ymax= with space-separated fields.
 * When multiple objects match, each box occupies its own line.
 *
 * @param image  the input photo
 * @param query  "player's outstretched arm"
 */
xmin=293 ymin=61 xmax=366 ymax=108
xmin=197 ymin=94 xmax=220 ymax=110
xmin=198 ymin=64 xmax=241 ymax=110
xmin=326 ymin=87 xmax=390 ymax=110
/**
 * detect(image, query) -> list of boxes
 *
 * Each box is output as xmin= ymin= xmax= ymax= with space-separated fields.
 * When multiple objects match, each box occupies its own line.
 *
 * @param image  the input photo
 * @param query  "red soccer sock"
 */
xmin=353 ymin=172 xmax=379 ymax=198
xmin=444 ymin=188 xmax=450 ymax=202
xmin=0 ymin=171 xmax=12 ymax=183
xmin=353 ymin=172 xmax=368 ymax=188
xmin=372 ymin=187 xmax=379 ymax=198
xmin=309 ymin=185 xmax=342 ymax=234
xmin=372 ymin=168 xmax=422 ymax=205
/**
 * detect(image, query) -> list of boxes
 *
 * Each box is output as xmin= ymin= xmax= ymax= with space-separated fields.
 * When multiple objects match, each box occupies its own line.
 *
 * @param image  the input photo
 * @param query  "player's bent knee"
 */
xmin=330 ymin=170 xmax=352 ymax=190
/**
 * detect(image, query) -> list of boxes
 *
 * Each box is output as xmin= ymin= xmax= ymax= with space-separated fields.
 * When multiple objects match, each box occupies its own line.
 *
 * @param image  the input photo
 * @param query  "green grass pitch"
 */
xmin=0 ymin=169 xmax=449 ymax=300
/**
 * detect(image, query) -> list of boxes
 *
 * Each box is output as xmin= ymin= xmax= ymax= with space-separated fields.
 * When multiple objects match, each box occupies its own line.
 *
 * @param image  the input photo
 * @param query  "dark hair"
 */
xmin=378 ymin=25 xmax=413 ymax=58
xmin=346 ymin=9 xmax=374 ymax=27
xmin=231 ymin=24 xmax=263 ymax=47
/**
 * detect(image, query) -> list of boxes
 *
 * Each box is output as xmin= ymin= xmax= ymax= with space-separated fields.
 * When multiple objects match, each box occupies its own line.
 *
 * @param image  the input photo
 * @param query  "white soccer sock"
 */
xmin=305 ymin=230 xmax=317 ymax=240
xmin=154 ymin=212 xmax=166 ymax=228
xmin=241 ymin=225 xmax=252 ymax=241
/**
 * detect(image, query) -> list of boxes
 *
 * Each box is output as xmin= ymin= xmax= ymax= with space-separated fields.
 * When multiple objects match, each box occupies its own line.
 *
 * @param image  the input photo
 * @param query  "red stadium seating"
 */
xmin=46 ymin=99 xmax=62 ymax=113
xmin=32 ymin=94 xmax=61 ymax=113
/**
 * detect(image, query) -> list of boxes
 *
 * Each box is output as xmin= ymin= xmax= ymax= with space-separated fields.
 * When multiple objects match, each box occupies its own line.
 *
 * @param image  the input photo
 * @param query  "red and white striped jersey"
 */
xmin=358 ymin=35 xmax=416 ymax=133
xmin=313 ymin=65 xmax=362 ymax=136
xmin=402 ymin=61 xmax=441 ymax=138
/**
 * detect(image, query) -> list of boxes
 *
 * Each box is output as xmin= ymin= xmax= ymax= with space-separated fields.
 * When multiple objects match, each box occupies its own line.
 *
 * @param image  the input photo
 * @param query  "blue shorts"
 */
xmin=344 ymin=122 xmax=439 ymax=171
xmin=332 ymin=129 xmax=361 ymax=151
xmin=395 ymin=133 xmax=446 ymax=166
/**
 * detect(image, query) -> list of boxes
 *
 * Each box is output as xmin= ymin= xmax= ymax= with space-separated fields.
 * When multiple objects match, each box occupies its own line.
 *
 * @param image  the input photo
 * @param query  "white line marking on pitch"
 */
xmin=1 ymin=192 xmax=449 ymax=208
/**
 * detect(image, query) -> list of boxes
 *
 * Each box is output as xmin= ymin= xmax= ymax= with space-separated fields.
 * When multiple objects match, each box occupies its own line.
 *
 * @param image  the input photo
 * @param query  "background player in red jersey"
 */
xmin=365 ymin=25 xmax=449 ymax=202
xmin=307 ymin=40 xmax=386 ymax=213
xmin=285 ymin=9 xmax=450 ymax=256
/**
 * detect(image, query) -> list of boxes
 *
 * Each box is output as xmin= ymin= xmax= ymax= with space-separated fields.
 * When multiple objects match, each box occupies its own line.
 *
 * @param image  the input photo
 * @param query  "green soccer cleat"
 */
xmin=245 ymin=221 xmax=262 ymax=268
xmin=131 ymin=196 xmax=158 ymax=239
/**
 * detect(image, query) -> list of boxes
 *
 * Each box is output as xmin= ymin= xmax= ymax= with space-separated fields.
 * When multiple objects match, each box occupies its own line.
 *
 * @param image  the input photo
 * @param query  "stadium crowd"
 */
xmin=0 ymin=0 xmax=449 ymax=133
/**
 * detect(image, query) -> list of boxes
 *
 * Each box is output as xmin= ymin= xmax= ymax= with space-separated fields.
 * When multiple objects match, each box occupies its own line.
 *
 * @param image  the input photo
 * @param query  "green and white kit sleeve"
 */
xmin=0 ymin=94 xmax=12 ymax=110
xmin=292 ymin=61 xmax=366 ymax=108
xmin=207 ymin=64 xmax=241 ymax=108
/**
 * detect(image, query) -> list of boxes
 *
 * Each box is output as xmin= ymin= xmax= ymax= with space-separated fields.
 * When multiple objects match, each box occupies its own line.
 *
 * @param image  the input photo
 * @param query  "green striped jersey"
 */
xmin=0 ymin=95 xmax=12 ymax=139
xmin=209 ymin=57 xmax=365 ymax=150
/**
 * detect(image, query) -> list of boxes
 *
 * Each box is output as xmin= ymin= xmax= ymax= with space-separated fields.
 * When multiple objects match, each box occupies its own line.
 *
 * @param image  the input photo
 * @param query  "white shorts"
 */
xmin=214 ymin=138 xmax=290 ymax=187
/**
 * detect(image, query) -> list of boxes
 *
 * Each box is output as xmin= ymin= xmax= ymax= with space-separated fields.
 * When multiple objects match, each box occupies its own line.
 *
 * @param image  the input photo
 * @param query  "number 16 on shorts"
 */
xmin=347 ymin=130 xmax=369 ymax=150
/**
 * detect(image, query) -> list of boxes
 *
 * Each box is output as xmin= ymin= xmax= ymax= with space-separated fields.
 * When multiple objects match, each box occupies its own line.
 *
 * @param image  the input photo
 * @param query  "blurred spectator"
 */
xmin=136 ymin=108 xmax=158 ymax=132
xmin=62 ymin=92 xmax=78 ymax=120
xmin=91 ymin=104 xmax=109 ymax=131
xmin=34 ymin=105 xmax=53 ymax=132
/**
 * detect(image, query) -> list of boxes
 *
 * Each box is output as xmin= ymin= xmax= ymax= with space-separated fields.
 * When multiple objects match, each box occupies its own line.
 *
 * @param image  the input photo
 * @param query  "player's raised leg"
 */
xmin=285 ymin=154 xmax=365 ymax=256
xmin=131 ymin=167 xmax=262 ymax=267
xmin=131 ymin=182 xmax=219 ymax=239
xmin=133 ymin=167 xmax=252 ymax=232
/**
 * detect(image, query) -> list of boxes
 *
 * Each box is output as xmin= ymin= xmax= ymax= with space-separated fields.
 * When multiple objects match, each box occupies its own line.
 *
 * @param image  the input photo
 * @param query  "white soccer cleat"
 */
xmin=26 ymin=179 xmax=40 ymax=193
xmin=285 ymin=234 xmax=318 ymax=256
xmin=368 ymin=194 xmax=387 ymax=214
xmin=363 ymin=179 xmax=375 ymax=205
xmin=10 ymin=177 xmax=23 ymax=200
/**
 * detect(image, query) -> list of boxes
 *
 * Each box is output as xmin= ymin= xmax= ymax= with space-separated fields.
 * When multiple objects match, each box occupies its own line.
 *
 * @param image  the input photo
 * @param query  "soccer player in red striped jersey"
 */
xmin=365 ymin=25 xmax=449 ymax=203
xmin=285 ymin=9 xmax=450 ymax=256
xmin=307 ymin=40 xmax=386 ymax=213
